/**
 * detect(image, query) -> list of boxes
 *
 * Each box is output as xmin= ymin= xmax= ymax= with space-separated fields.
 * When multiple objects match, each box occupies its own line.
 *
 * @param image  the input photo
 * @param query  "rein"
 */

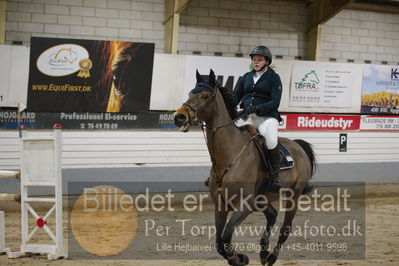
xmin=213 ymin=133 xmax=258 ymax=184
xmin=183 ymin=83 xmax=256 ymax=185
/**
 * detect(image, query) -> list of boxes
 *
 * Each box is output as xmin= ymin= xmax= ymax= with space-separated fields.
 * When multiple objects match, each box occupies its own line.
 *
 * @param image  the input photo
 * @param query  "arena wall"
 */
xmin=4 ymin=0 xmax=399 ymax=65
xmin=179 ymin=0 xmax=399 ymax=64
xmin=5 ymin=0 xmax=166 ymax=52
xmin=0 ymin=129 xmax=398 ymax=194
xmin=1 ymin=0 xmax=399 ymax=192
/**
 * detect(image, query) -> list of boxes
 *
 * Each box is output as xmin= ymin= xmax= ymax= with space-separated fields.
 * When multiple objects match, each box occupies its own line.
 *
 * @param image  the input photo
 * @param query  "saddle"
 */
xmin=205 ymin=126 xmax=294 ymax=188
xmin=242 ymin=125 xmax=294 ymax=172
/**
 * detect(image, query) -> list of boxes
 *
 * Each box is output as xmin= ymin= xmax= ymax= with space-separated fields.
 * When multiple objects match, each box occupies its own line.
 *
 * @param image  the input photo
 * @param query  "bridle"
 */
xmin=182 ymin=82 xmax=236 ymax=132
xmin=182 ymin=82 xmax=216 ymax=125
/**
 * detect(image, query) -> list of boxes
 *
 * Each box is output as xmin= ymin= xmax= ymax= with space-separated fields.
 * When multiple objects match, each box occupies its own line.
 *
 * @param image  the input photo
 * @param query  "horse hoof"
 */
xmin=260 ymin=258 xmax=266 ymax=265
xmin=260 ymin=250 xmax=269 ymax=265
xmin=237 ymin=253 xmax=249 ymax=265
xmin=267 ymin=253 xmax=277 ymax=265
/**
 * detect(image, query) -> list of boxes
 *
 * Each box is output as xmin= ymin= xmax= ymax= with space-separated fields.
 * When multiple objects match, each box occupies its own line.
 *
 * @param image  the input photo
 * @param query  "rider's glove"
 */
xmin=244 ymin=105 xmax=258 ymax=115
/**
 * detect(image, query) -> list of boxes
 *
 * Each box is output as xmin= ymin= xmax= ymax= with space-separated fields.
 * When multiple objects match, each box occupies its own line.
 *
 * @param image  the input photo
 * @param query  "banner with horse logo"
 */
xmin=27 ymin=37 xmax=155 ymax=113
xmin=290 ymin=63 xmax=354 ymax=108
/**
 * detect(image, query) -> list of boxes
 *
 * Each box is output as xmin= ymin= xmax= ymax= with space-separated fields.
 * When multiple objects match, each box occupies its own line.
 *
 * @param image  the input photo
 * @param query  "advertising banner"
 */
xmin=290 ymin=63 xmax=354 ymax=108
xmin=27 ymin=37 xmax=154 ymax=113
xmin=2 ymin=110 xmax=399 ymax=131
xmin=281 ymin=114 xmax=361 ymax=131
xmin=183 ymin=55 xmax=249 ymax=99
xmin=0 ymin=110 xmax=176 ymax=130
xmin=360 ymin=115 xmax=399 ymax=131
xmin=361 ymin=65 xmax=399 ymax=114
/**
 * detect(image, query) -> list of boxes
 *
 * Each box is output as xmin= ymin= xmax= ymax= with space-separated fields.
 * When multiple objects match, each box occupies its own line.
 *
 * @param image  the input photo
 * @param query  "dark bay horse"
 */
xmin=174 ymin=70 xmax=316 ymax=266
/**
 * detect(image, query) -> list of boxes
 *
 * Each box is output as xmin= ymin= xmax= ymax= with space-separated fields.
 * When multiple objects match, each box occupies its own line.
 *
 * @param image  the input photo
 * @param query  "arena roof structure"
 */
xmin=0 ymin=0 xmax=398 ymax=57
xmin=163 ymin=0 xmax=399 ymax=59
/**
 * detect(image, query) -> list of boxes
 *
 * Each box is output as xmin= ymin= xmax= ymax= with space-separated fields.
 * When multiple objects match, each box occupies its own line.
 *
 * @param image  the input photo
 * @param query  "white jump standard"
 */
xmin=1 ymin=124 xmax=65 ymax=260
xmin=0 ymin=211 xmax=10 ymax=255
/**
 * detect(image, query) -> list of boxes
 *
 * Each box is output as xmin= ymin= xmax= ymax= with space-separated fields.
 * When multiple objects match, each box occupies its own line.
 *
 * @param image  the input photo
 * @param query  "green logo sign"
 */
xmin=300 ymin=70 xmax=320 ymax=85
xmin=295 ymin=70 xmax=320 ymax=91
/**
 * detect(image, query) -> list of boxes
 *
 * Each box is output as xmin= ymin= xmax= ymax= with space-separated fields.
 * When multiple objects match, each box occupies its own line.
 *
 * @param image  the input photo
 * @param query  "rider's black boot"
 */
xmin=268 ymin=147 xmax=281 ymax=193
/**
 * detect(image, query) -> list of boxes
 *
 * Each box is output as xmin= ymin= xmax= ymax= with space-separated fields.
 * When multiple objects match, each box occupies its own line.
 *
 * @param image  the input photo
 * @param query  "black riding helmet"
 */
xmin=250 ymin=45 xmax=272 ymax=65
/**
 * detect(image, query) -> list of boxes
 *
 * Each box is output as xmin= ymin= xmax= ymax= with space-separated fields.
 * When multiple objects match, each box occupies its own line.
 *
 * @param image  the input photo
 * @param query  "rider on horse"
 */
xmin=234 ymin=45 xmax=282 ymax=192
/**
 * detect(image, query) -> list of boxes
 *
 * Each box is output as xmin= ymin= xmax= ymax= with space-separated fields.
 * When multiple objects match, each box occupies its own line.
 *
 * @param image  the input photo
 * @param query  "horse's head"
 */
xmin=106 ymin=43 xmax=143 ymax=112
xmin=53 ymin=48 xmax=77 ymax=65
xmin=174 ymin=69 xmax=218 ymax=132
xmin=111 ymin=45 xmax=135 ymax=96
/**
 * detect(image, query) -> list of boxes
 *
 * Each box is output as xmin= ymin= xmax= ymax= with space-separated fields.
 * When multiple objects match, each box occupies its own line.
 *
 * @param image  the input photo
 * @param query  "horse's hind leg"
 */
xmin=267 ymin=195 xmax=299 ymax=266
xmin=260 ymin=204 xmax=278 ymax=265
xmin=221 ymin=210 xmax=252 ymax=266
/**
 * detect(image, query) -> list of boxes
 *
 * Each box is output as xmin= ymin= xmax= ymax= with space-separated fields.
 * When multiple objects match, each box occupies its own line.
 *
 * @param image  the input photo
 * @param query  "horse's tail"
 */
xmin=294 ymin=139 xmax=317 ymax=194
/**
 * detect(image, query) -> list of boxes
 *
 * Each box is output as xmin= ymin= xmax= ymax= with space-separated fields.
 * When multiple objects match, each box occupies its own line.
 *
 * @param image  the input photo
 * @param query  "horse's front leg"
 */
xmin=260 ymin=204 xmax=278 ymax=265
xmin=214 ymin=208 xmax=228 ymax=259
xmin=221 ymin=210 xmax=251 ymax=266
xmin=267 ymin=194 xmax=298 ymax=266
xmin=211 ymin=181 xmax=229 ymax=259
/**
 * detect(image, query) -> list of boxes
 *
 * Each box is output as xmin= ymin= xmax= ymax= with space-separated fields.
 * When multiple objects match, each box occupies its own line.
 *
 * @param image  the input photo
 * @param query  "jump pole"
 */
xmin=0 ymin=171 xmax=20 ymax=179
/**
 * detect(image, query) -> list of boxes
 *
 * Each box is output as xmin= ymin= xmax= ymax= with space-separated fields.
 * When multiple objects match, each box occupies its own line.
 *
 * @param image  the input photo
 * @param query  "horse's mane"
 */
xmin=195 ymin=71 xmax=238 ymax=120
xmin=217 ymin=85 xmax=238 ymax=120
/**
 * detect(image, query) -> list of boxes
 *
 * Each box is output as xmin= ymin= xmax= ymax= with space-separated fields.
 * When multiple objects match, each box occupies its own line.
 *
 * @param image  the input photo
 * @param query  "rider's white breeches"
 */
xmin=235 ymin=114 xmax=279 ymax=149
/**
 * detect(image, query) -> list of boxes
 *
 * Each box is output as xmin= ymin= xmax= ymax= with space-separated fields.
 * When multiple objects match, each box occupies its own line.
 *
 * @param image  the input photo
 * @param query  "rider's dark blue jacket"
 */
xmin=234 ymin=68 xmax=282 ymax=121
